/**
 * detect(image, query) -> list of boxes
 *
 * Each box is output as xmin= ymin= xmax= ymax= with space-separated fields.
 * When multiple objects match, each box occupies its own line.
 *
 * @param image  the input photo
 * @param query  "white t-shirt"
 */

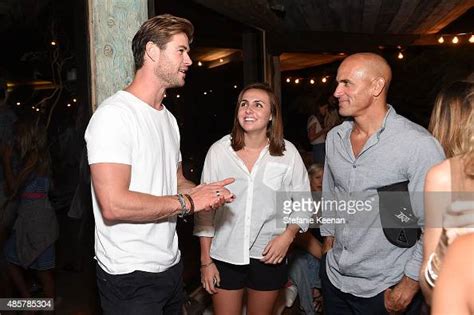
xmin=307 ymin=115 xmax=325 ymax=145
xmin=193 ymin=135 xmax=312 ymax=265
xmin=85 ymin=91 xmax=181 ymax=275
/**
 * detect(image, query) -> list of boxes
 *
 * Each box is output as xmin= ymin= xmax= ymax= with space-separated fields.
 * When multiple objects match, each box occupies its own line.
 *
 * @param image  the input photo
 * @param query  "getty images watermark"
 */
xmin=277 ymin=192 xmax=376 ymax=228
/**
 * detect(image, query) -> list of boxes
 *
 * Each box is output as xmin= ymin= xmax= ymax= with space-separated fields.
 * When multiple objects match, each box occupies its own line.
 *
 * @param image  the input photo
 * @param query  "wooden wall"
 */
xmin=88 ymin=0 xmax=147 ymax=110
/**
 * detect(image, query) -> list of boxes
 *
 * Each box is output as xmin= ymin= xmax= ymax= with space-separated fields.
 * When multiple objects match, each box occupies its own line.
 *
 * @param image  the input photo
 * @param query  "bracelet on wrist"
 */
xmin=184 ymin=193 xmax=195 ymax=214
xmin=176 ymin=193 xmax=191 ymax=218
xmin=424 ymin=252 xmax=439 ymax=288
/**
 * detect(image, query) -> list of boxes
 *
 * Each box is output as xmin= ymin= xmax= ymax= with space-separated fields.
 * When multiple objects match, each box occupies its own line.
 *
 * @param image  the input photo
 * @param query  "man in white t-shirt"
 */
xmin=85 ymin=14 xmax=234 ymax=315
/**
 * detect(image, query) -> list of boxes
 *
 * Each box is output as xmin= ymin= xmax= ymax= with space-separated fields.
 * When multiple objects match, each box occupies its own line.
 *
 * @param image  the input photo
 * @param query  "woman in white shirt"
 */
xmin=194 ymin=83 xmax=311 ymax=315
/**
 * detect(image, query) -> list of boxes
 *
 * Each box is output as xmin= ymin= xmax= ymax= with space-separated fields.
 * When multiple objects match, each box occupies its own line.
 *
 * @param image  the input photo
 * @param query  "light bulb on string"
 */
xmin=286 ymin=78 xmax=291 ymax=83
xmin=438 ymin=36 xmax=444 ymax=44
xmin=469 ymin=35 xmax=474 ymax=43
xmin=397 ymin=51 xmax=404 ymax=59
xmin=322 ymin=77 xmax=327 ymax=83
xmin=294 ymin=79 xmax=300 ymax=84
xmin=310 ymin=79 xmax=315 ymax=85
xmin=452 ymin=36 xmax=459 ymax=44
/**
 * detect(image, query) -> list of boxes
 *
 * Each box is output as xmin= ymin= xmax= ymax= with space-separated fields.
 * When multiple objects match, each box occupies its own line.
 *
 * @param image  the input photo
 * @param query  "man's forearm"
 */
xmin=98 ymin=190 xmax=183 ymax=223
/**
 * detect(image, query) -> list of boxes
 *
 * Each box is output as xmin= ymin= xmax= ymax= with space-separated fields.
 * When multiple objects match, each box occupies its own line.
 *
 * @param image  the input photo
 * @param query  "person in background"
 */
xmin=195 ymin=82 xmax=312 ymax=315
xmin=273 ymin=163 xmax=325 ymax=315
xmin=85 ymin=14 xmax=234 ymax=314
xmin=324 ymin=95 xmax=342 ymax=130
xmin=289 ymin=163 xmax=324 ymax=314
xmin=307 ymin=104 xmax=330 ymax=164
xmin=420 ymin=80 xmax=473 ymax=304
xmin=2 ymin=116 xmax=57 ymax=302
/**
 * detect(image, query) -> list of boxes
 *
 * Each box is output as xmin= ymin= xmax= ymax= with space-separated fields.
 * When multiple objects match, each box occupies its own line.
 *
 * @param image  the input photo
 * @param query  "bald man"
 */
xmin=319 ymin=53 xmax=445 ymax=314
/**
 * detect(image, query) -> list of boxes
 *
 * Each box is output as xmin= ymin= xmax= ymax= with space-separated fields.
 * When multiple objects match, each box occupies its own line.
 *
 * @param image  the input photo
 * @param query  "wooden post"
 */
xmin=270 ymin=55 xmax=281 ymax=104
xmin=242 ymin=31 xmax=259 ymax=86
xmin=88 ymin=0 xmax=148 ymax=111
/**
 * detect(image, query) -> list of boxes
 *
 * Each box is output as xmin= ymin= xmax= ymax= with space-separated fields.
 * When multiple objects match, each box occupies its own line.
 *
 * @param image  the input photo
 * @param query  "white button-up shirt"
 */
xmin=194 ymin=135 xmax=311 ymax=265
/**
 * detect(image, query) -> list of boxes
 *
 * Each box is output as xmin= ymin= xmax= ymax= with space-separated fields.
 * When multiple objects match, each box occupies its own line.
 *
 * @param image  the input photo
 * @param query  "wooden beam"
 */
xmin=387 ymin=0 xmax=421 ymax=33
xmin=362 ymin=0 xmax=383 ymax=33
xmin=268 ymin=31 xmax=421 ymax=54
xmin=88 ymin=0 xmax=147 ymax=111
xmin=414 ymin=0 xmax=474 ymax=34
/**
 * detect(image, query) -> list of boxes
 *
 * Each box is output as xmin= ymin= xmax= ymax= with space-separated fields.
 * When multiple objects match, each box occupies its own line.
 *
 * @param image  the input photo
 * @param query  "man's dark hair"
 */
xmin=131 ymin=14 xmax=194 ymax=70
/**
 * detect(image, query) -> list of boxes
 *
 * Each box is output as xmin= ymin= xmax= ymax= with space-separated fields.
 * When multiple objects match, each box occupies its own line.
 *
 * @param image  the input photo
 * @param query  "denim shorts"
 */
xmin=3 ymin=231 xmax=55 ymax=270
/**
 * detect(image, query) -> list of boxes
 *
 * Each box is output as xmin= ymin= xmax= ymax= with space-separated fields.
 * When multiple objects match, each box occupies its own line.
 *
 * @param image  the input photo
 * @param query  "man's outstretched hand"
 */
xmin=191 ymin=178 xmax=235 ymax=212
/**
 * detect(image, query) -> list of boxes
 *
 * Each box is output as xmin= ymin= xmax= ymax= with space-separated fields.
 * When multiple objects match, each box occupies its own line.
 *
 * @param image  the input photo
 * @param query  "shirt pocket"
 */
xmin=262 ymin=162 xmax=288 ymax=191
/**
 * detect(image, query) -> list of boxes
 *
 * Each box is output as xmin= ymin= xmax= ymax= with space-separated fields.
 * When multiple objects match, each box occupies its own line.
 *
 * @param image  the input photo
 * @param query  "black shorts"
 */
xmin=214 ymin=258 xmax=288 ymax=291
xmin=96 ymin=261 xmax=184 ymax=315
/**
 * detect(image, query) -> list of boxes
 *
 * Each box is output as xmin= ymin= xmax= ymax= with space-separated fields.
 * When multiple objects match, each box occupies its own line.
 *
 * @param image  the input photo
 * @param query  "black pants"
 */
xmin=96 ymin=261 xmax=184 ymax=315
xmin=320 ymin=255 xmax=424 ymax=315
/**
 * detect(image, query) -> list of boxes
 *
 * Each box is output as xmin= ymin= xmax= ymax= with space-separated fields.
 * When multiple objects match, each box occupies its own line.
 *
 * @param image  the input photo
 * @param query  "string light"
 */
xmin=219 ymin=58 xmax=224 ymax=63
xmin=16 ymin=102 xmax=20 ymax=106
xmin=435 ymin=33 xmax=473 ymax=45
xmin=73 ymin=98 xmax=77 ymax=102
xmin=176 ymin=94 xmax=180 ymax=98
xmin=397 ymin=51 xmax=404 ymax=59
xmin=67 ymin=103 xmax=71 ymax=107
xmin=310 ymin=79 xmax=315 ymax=85
xmin=286 ymin=78 xmax=291 ymax=83
xmin=233 ymin=85 xmax=238 ymax=89
xmin=322 ymin=77 xmax=327 ymax=83
xmin=51 ymin=41 xmax=56 ymax=46
xmin=198 ymin=61 xmax=203 ymax=66
xmin=294 ymin=79 xmax=300 ymax=84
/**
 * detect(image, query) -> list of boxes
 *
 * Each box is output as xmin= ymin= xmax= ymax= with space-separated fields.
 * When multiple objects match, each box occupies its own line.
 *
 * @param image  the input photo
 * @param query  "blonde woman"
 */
xmin=420 ymin=80 xmax=474 ymax=304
